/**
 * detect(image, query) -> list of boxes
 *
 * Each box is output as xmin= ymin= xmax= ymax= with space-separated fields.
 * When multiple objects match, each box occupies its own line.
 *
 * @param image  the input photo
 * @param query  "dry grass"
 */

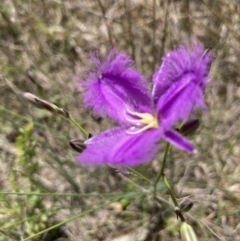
xmin=1 ymin=0 xmax=240 ymax=240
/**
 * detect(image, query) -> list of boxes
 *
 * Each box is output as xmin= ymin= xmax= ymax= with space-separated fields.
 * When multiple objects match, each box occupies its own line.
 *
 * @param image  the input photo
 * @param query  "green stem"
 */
xmin=127 ymin=167 xmax=153 ymax=185
xmin=154 ymin=142 xmax=171 ymax=195
xmin=160 ymin=143 xmax=172 ymax=176
xmin=69 ymin=116 xmax=88 ymax=137
xmin=0 ymin=191 xmax=138 ymax=198
xmin=153 ymin=142 xmax=180 ymax=211
xmin=163 ymin=174 xmax=178 ymax=207
xmin=119 ymin=173 xmax=150 ymax=194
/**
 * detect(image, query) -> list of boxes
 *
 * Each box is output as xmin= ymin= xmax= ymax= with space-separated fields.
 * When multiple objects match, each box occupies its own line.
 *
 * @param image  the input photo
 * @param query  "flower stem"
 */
xmin=127 ymin=167 xmax=153 ymax=185
xmin=160 ymin=143 xmax=172 ymax=176
xmin=153 ymin=142 xmax=178 ymax=206
xmin=68 ymin=116 xmax=88 ymax=137
xmin=154 ymin=142 xmax=171 ymax=195
xmin=162 ymin=174 xmax=178 ymax=207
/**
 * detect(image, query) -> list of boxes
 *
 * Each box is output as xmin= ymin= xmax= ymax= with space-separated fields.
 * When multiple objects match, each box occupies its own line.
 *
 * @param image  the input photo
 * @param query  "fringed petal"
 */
xmin=156 ymin=73 xmax=205 ymax=129
xmin=81 ymin=50 xmax=151 ymax=124
xmin=77 ymin=127 xmax=163 ymax=166
xmin=152 ymin=41 xmax=211 ymax=106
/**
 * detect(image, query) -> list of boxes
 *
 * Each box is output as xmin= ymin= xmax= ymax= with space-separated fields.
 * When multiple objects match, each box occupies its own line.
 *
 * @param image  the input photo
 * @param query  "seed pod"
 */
xmin=180 ymin=222 xmax=198 ymax=241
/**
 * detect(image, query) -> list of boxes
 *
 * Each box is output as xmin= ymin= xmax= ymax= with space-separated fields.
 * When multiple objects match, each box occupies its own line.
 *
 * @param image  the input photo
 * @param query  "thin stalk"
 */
xmin=155 ymin=195 xmax=174 ymax=207
xmin=154 ymin=142 xmax=171 ymax=195
xmin=118 ymin=170 xmax=177 ymax=208
xmin=0 ymin=191 xmax=138 ymax=198
xmin=160 ymin=143 xmax=172 ymax=176
xmin=163 ymin=174 xmax=178 ymax=207
xmin=119 ymin=173 xmax=151 ymax=195
xmin=127 ymin=167 xmax=153 ymax=185
xmin=153 ymin=142 xmax=183 ymax=219
xmin=68 ymin=116 xmax=88 ymax=137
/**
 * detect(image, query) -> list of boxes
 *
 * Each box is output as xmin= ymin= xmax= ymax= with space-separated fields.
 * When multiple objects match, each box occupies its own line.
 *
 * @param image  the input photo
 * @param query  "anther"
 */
xmin=125 ymin=109 xmax=159 ymax=135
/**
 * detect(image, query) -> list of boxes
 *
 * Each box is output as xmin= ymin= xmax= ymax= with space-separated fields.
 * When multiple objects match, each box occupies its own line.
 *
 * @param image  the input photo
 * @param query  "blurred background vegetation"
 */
xmin=0 ymin=0 xmax=240 ymax=240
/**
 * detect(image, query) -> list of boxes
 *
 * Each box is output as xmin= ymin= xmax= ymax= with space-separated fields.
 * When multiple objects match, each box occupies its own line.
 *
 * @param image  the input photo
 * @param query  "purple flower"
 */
xmin=77 ymin=42 xmax=211 ymax=166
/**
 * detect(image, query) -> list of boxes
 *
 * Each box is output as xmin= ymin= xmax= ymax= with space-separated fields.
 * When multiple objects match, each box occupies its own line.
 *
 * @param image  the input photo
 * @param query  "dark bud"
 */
xmin=179 ymin=199 xmax=194 ymax=212
xmin=69 ymin=139 xmax=87 ymax=153
xmin=179 ymin=119 xmax=199 ymax=136
xmin=88 ymin=133 xmax=93 ymax=139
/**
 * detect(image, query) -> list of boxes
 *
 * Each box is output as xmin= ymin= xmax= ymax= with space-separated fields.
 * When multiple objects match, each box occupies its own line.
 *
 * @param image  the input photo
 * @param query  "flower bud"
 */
xmin=23 ymin=92 xmax=70 ymax=118
xmin=179 ymin=119 xmax=199 ymax=136
xmin=180 ymin=199 xmax=194 ymax=212
xmin=35 ymin=98 xmax=70 ymax=118
xmin=35 ymin=97 xmax=59 ymax=112
xmin=180 ymin=222 xmax=198 ymax=241
xmin=69 ymin=139 xmax=86 ymax=153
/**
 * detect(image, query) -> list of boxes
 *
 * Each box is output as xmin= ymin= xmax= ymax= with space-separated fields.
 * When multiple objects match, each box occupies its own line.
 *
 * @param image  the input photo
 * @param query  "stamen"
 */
xmin=126 ymin=109 xmax=159 ymax=135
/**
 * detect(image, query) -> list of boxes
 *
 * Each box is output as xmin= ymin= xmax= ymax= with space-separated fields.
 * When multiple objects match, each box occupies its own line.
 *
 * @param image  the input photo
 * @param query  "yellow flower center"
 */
xmin=126 ymin=109 xmax=159 ymax=134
